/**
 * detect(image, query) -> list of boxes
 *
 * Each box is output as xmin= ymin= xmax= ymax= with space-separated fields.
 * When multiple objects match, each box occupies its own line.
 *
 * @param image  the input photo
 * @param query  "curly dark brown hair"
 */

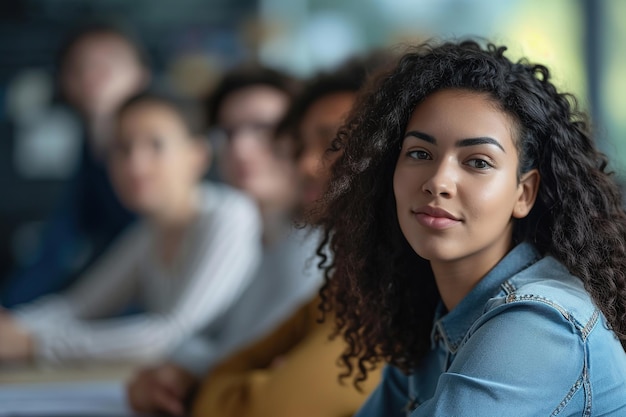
xmin=315 ymin=40 xmax=626 ymax=387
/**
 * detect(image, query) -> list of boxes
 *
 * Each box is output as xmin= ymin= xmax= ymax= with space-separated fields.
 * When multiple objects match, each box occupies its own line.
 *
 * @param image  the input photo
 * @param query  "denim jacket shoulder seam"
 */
xmin=580 ymin=309 xmax=599 ymax=340
xmin=504 ymin=293 xmax=601 ymax=343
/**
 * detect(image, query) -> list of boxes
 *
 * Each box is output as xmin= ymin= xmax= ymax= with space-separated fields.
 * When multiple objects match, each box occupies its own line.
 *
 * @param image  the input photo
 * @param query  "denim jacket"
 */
xmin=355 ymin=242 xmax=626 ymax=417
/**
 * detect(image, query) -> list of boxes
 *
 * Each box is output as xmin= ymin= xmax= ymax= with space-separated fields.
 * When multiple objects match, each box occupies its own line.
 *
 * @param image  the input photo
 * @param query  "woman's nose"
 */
xmin=297 ymin=150 xmax=320 ymax=179
xmin=421 ymin=160 xmax=457 ymax=197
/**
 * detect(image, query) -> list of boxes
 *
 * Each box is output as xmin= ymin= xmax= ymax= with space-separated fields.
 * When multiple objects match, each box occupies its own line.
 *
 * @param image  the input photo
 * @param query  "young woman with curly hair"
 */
xmin=316 ymin=40 xmax=626 ymax=416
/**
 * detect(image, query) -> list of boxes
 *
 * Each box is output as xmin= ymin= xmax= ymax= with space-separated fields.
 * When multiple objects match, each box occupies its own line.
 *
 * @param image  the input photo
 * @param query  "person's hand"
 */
xmin=127 ymin=363 xmax=198 ymax=416
xmin=0 ymin=310 xmax=33 ymax=362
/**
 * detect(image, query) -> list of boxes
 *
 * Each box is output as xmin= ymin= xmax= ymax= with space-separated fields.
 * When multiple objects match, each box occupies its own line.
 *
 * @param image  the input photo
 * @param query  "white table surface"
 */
xmin=0 ymin=363 xmax=141 ymax=417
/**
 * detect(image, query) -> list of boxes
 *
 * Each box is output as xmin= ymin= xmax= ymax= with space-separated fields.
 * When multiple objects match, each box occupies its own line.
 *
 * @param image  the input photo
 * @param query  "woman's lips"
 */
xmin=413 ymin=206 xmax=461 ymax=230
xmin=415 ymin=213 xmax=461 ymax=229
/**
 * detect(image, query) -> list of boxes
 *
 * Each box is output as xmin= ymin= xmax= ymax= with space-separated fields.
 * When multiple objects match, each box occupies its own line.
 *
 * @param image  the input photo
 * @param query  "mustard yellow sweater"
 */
xmin=191 ymin=297 xmax=381 ymax=417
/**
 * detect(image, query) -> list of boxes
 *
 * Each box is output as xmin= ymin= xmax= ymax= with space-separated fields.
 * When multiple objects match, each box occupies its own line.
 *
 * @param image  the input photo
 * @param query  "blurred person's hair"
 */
xmin=204 ymin=65 xmax=296 ymax=127
xmin=115 ymin=91 xmax=205 ymax=139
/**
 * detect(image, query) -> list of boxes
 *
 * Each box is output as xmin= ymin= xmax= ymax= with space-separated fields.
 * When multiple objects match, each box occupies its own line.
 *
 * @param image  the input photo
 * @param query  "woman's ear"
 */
xmin=513 ymin=169 xmax=540 ymax=219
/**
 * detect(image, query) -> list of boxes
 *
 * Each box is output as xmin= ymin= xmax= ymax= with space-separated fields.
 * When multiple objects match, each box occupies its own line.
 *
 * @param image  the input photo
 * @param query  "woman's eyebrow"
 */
xmin=456 ymin=137 xmax=505 ymax=152
xmin=404 ymin=130 xmax=436 ymax=144
xmin=404 ymin=130 xmax=505 ymax=152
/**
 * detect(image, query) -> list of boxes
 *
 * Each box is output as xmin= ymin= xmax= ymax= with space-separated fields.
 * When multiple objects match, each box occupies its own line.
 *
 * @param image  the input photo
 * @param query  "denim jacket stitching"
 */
xmin=506 ymin=293 xmax=585 ymax=329
xmin=506 ymin=293 xmax=595 ymax=416
xmin=505 ymin=293 xmax=601 ymax=342
xmin=583 ymin=368 xmax=592 ymax=417
xmin=550 ymin=339 xmax=591 ymax=416
xmin=580 ymin=309 xmax=599 ymax=341
xmin=440 ymin=327 xmax=459 ymax=354
xmin=550 ymin=374 xmax=584 ymax=415
xmin=501 ymin=280 xmax=516 ymax=296
xmin=440 ymin=255 xmax=542 ymax=353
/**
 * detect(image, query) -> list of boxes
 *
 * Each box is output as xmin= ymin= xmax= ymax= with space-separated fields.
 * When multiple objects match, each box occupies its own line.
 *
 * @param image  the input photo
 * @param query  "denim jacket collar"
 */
xmin=431 ymin=242 xmax=542 ymax=353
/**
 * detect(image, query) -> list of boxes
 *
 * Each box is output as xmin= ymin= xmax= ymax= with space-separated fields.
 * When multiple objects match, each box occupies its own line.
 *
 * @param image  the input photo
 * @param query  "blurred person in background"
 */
xmin=1 ymin=23 xmax=150 ymax=306
xmin=189 ymin=57 xmax=394 ymax=417
xmin=127 ymin=67 xmax=323 ymax=415
xmin=127 ymin=57 xmax=388 ymax=417
xmin=0 ymin=92 xmax=262 ymax=363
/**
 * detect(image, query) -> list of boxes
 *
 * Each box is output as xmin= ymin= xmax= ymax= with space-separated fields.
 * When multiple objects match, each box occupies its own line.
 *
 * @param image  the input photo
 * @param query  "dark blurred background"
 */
xmin=0 ymin=0 xmax=624 ymax=284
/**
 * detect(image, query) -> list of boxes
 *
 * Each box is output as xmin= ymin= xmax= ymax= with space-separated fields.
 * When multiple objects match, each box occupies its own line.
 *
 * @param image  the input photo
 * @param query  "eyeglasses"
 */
xmin=208 ymin=122 xmax=276 ymax=146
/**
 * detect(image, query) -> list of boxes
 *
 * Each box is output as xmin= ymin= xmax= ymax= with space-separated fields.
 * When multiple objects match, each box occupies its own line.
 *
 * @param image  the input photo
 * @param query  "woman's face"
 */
xmin=109 ymin=101 xmax=206 ymax=216
xmin=297 ymin=91 xmax=355 ymax=208
xmin=215 ymin=85 xmax=293 ymax=203
xmin=393 ymin=89 xmax=538 ymax=271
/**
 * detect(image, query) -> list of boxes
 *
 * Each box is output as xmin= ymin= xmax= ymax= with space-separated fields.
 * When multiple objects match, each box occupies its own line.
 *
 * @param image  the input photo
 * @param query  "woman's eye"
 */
xmin=407 ymin=150 xmax=431 ymax=160
xmin=466 ymin=158 xmax=493 ymax=169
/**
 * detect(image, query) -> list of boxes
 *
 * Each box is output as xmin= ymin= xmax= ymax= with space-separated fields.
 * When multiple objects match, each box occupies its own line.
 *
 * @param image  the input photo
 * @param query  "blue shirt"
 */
xmin=356 ymin=243 xmax=626 ymax=416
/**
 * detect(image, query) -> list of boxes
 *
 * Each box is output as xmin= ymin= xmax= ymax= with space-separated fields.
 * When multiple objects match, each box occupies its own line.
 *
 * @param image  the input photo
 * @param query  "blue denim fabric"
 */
xmin=356 ymin=242 xmax=626 ymax=417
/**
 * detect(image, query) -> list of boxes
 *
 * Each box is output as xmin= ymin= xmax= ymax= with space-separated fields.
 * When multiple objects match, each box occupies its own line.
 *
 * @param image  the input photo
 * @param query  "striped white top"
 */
xmin=169 ymin=226 xmax=324 ymax=374
xmin=14 ymin=182 xmax=262 ymax=364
